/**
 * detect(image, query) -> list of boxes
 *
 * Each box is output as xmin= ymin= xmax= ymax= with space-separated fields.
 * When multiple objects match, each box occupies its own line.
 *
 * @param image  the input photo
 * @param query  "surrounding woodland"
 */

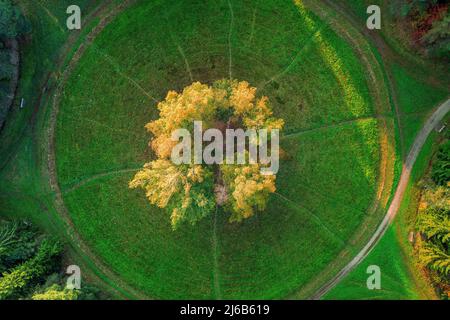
xmin=396 ymin=0 xmax=449 ymax=58
xmin=415 ymin=137 xmax=450 ymax=299
xmin=0 ymin=4 xmax=99 ymax=300
xmin=0 ymin=219 xmax=101 ymax=300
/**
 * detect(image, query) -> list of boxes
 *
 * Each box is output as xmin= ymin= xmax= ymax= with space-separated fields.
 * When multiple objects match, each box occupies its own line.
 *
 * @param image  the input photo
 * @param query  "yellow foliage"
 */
xmin=230 ymin=81 xmax=257 ymax=115
xmin=146 ymin=82 xmax=226 ymax=139
xmin=129 ymin=160 xmax=182 ymax=208
xmin=149 ymin=134 xmax=177 ymax=159
xmin=230 ymin=81 xmax=284 ymax=130
xmin=144 ymin=79 xmax=284 ymax=160
xmin=129 ymin=160 xmax=212 ymax=228
xmin=32 ymin=285 xmax=78 ymax=300
xmin=222 ymin=163 xmax=276 ymax=221
xmin=131 ymin=79 xmax=284 ymax=228
xmin=130 ymin=160 xmax=205 ymax=208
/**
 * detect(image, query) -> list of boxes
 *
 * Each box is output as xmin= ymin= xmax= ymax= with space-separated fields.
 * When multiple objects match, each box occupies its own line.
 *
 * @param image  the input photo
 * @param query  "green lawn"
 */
xmin=325 ymin=133 xmax=439 ymax=300
xmin=54 ymin=0 xmax=387 ymax=299
xmin=0 ymin=0 xmax=101 ymax=163
xmin=391 ymin=64 xmax=448 ymax=152
xmin=3 ymin=0 xmax=446 ymax=300
xmin=0 ymin=0 xmax=129 ymax=298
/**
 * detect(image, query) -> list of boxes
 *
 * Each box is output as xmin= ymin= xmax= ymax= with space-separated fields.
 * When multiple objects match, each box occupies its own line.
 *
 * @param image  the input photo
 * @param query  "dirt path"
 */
xmin=281 ymin=115 xmax=390 ymax=140
xmin=311 ymin=98 xmax=450 ymax=299
xmin=212 ymin=206 xmax=222 ymax=299
xmin=320 ymin=0 xmax=406 ymax=156
xmin=62 ymin=168 xmax=141 ymax=194
xmin=40 ymin=0 xmax=449 ymax=300
xmin=46 ymin=0 xmax=149 ymax=299
xmin=284 ymin=0 xmax=396 ymax=299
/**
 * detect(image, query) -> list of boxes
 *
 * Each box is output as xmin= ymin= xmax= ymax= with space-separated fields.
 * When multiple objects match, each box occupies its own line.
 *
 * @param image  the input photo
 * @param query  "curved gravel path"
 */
xmin=311 ymin=98 xmax=450 ymax=299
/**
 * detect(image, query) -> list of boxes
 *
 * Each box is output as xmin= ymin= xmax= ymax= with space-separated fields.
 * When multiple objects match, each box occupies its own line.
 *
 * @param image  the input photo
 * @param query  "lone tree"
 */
xmin=130 ymin=80 xmax=284 ymax=229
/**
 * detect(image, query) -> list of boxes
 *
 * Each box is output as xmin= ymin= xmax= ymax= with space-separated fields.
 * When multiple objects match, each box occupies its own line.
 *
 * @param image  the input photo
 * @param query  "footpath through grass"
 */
xmin=0 ymin=0 xmax=139 ymax=298
xmin=325 ymin=133 xmax=440 ymax=300
xmin=54 ymin=0 xmax=388 ymax=298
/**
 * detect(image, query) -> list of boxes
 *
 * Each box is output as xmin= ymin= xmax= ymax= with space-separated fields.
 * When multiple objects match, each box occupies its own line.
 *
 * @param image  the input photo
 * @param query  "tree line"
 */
xmin=415 ymin=137 xmax=450 ymax=299
xmin=395 ymin=0 xmax=449 ymax=59
xmin=0 ymin=219 xmax=101 ymax=300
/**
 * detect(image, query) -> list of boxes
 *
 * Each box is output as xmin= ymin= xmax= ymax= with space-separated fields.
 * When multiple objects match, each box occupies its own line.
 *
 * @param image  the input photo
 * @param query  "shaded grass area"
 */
xmin=340 ymin=0 xmax=377 ymax=21
xmin=0 ymin=0 xmax=136 ymax=298
xmin=0 ymin=0 xmax=101 ymax=164
xmin=324 ymin=133 xmax=439 ymax=300
xmin=0 ymin=0 xmax=103 ymax=221
xmin=54 ymin=0 xmax=384 ymax=298
xmin=338 ymin=0 xmax=449 ymax=78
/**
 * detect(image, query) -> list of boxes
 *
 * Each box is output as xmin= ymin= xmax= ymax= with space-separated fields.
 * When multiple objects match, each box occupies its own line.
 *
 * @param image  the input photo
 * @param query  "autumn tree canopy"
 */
xmin=130 ymin=79 xmax=284 ymax=229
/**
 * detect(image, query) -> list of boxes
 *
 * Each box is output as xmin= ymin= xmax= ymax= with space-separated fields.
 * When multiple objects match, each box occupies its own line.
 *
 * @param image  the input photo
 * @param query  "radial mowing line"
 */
xmin=164 ymin=14 xmax=195 ymax=82
xmin=36 ymin=1 xmax=65 ymax=33
xmin=274 ymin=192 xmax=346 ymax=246
xmin=260 ymin=25 xmax=326 ymax=90
xmin=248 ymin=5 xmax=258 ymax=44
xmin=227 ymin=0 xmax=234 ymax=80
xmin=280 ymin=116 xmax=389 ymax=140
xmin=91 ymin=44 xmax=159 ymax=103
xmin=62 ymin=168 xmax=141 ymax=194
xmin=212 ymin=206 xmax=222 ymax=299
xmin=176 ymin=43 xmax=194 ymax=82
xmin=62 ymin=114 xmax=139 ymax=136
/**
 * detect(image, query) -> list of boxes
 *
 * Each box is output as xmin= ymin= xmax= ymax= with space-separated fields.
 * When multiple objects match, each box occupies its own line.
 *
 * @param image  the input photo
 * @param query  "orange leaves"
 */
xmin=230 ymin=80 xmax=257 ymax=115
xmin=149 ymin=82 xmax=223 ymax=139
xmin=230 ymin=81 xmax=284 ymax=131
xmin=129 ymin=160 xmax=182 ymax=208
xmin=222 ymin=163 xmax=277 ymax=222
xmin=131 ymin=79 xmax=284 ymax=228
